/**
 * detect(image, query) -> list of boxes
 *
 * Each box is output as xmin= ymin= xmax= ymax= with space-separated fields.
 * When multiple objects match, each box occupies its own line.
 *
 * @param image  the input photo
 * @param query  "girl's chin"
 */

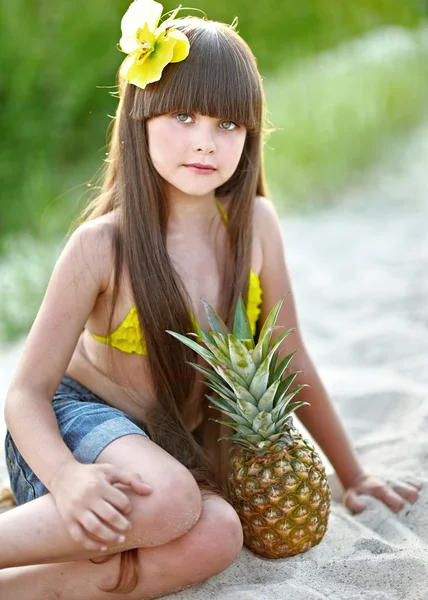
xmin=164 ymin=181 xmax=221 ymax=198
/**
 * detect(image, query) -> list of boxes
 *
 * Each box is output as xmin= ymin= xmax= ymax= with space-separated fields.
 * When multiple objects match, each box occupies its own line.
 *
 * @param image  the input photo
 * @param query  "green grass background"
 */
xmin=1 ymin=0 xmax=427 ymax=339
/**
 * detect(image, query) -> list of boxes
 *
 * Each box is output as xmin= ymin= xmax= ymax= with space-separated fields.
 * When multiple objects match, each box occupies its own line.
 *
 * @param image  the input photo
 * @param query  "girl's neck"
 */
xmin=166 ymin=189 xmax=221 ymax=234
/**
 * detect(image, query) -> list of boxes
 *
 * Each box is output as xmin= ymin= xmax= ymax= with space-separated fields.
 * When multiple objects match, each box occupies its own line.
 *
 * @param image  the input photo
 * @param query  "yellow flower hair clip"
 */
xmin=118 ymin=0 xmax=190 ymax=89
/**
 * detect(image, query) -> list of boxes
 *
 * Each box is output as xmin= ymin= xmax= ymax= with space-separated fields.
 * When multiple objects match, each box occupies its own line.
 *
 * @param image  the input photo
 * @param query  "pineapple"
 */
xmin=167 ymin=297 xmax=331 ymax=559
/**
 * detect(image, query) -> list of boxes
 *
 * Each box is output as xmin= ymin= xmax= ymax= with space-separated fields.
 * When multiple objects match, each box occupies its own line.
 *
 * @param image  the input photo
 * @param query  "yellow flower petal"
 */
xmin=119 ymin=50 xmax=149 ymax=82
xmin=120 ymin=23 xmax=155 ymax=54
xmin=123 ymin=36 xmax=176 ymax=88
xmin=168 ymin=29 xmax=190 ymax=63
xmin=155 ymin=5 xmax=181 ymax=37
xmin=121 ymin=0 xmax=163 ymax=39
xmin=136 ymin=22 xmax=156 ymax=49
xmin=119 ymin=34 xmax=140 ymax=54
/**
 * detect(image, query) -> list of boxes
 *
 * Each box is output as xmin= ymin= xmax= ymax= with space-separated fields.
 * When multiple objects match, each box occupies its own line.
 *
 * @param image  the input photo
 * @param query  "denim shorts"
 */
xmin=5 ymin=375 xmax=150 ymax=505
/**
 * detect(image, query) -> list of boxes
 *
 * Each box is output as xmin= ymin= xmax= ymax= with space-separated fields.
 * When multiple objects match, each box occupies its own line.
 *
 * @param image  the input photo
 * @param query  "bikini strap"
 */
xmin=215 ymin=198 xmax=229 ymax=225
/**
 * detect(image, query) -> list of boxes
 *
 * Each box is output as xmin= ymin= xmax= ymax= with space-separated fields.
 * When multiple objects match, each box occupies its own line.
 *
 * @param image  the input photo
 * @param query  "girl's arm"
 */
xmin=5 ymin=223 xmax=110 ymax=488
xmin=255 ymin=196 xmax=420 ymax=512
xmin=4 ymin=223 xmax=150 ymax=551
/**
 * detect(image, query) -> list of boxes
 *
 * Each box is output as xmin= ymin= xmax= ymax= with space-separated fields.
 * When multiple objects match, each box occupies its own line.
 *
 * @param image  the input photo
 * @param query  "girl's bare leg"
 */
xmin=0 ymin=493 xmax=243 ymax=600
xmin=0 ymin=435 xmax=206 ymax=567
xmin=0 ymin=435 xmax=243 ymax=598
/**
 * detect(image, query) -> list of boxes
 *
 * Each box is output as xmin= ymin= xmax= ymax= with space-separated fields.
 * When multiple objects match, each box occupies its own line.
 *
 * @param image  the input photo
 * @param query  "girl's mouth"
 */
xmin=184 ymin=163 xmax=217 ymax=173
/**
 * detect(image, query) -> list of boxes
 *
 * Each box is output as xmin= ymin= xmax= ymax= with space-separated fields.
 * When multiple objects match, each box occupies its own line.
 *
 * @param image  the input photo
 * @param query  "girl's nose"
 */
xmin=193 ymin=122 xmax=216 ymax=154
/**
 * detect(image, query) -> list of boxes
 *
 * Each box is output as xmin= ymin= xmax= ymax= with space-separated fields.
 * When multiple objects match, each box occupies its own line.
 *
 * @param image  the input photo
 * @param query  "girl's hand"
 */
xmin=343 ymin=473 xmax=421 ymax=514
xmin=50 ymin=461 xmax=152 ymax=552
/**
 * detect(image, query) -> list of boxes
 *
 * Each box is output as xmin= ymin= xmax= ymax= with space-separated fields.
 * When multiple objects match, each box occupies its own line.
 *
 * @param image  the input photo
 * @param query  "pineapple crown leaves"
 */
xmin=166 ymin=296 xmax=310 ymax=451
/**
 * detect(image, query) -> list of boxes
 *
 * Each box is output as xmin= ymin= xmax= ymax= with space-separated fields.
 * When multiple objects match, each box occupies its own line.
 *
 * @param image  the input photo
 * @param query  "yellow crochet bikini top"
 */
xmin=91 ymin=200 xmax=263 ymax=355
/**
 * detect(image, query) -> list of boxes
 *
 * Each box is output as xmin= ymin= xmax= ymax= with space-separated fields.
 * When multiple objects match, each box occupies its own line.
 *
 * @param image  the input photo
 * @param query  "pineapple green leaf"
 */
xmin=228 ymin=383 xmax=258 ymax=406
xmin=227 ymin=335 xmax=256 ymax=384
xmin=258 ymin=422 xmax=277 ymax=438
xmin=245 ymin=433 xmax=267 ymax=444
xmin=204 ymin=380 xmax=236 ymax=402
xmin=211 ymin=333 xmax=231 ymax=358
xmin=186 ymin=361 xmax=224 ymax=386
xmin=232 ymin=296 xmax=254 ymax=347
xmin=249 ymin=330 xmax=297 ymax=400
xmin=217 ymin=433 xmax=262 ymax=448
xmin=166 ymin=331 xmax=219 ymax=369
xmin=198 ymin=328 xmax=217 ymax=347
xmin=252 ymin=411 xmax=273 ymax=433
xmin=215 ymin=366 xmax=249 ymax=390
xmin=211 ymin=419 xmax=254 ymax=435
xmin=248 ymin=350 xmax=272 ymax=400
xmin=250 ymin=327 xmax=294 ymax=399
xmin=273 ymin=384 xmax=309 ymax=418
xmin=202 ymin=338 xmax=233 ymax=367
xmin=205 ymin=394 xmax=240 ymax=415
xmin=266 ymin=328 xmax=296 ymax=360
xmin=256 ymin=440 xmax=274 ymax=450
xmin=216 ymin=432 xmax=241 ymax=442
xmin=273 ymin=373 xmax=300 ymax=407
xmin=257 ymin=379 xmax=281 ymax=412
xmin=187 ymin=361 xmax=236 ymax=401
xmin=252 ymin=325 xmax=280 ymax=367
xmin=271 ymin=384 xmax=308 ymax=419
xmin=207 ymin=396 xmax=253 ymax=427
xmin=255 ymin=296 xmax=289 ymax=362
xmin=236 ymin=398 xmax=260 ymax=421
xmin=253 ymin=326 xmax=295 ymax=371
xmin=276 ymin=401 xmax=309 ymax=429
xmin=279 ymin=394 xmax=309 ymax=419
xmin=259 ymin=297 xmax=284 ymax=339
xmin=201 ymin=299 xmax=230 ymax=338
xmin=268 ymin=353 xmax=279 ymax=384
xmin=272 ymin=351 xmax=297 ymax=381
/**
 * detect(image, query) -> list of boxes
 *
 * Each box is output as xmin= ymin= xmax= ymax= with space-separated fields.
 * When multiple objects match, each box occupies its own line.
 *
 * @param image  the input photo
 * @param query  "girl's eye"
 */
xmin=176 ymin=113 xmax=193 ymax=123
xmin=220 ymin=121 xmax=238 ymax=131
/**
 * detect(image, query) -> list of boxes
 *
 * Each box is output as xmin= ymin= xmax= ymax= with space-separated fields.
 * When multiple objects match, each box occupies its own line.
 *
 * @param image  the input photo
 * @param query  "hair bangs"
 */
xmin=126 ymin=19 xmax=263 ymax=134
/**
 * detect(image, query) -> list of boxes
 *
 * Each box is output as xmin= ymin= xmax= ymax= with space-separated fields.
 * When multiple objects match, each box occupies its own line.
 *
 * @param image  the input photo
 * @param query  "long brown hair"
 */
xmin=74 ymin=17 xmax=268 ymax=594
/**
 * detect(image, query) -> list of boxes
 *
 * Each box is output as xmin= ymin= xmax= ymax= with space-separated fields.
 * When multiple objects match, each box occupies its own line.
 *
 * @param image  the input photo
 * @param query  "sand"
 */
xmin=1 ymin=128 xmax=427 ymax=598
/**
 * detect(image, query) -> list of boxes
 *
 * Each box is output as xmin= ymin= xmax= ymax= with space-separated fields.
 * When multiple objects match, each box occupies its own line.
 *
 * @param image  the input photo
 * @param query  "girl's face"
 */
xmin=146 ymin=112 xmax=247 ymax=199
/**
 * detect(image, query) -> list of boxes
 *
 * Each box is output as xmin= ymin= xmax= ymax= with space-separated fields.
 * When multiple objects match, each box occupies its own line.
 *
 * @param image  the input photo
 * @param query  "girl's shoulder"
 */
xmin=252 ymin=195 xmax=281 ymax=246
xmin=71 ymin=210 xmax=119 ymax=252
xmin=66 ymin=211 xmax=120 ymax=290
xmin=76 ymin=209 xmax=119 ymax=234
xmin=253 ymin=195 xmax=277 ymax=221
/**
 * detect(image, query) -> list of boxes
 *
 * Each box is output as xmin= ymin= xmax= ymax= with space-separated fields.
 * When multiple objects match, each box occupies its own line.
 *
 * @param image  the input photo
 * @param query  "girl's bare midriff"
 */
xmin=66 ymin=331 xmax=209 ymax=432
xmin=65 ymin=207 xmax=263 ymax=432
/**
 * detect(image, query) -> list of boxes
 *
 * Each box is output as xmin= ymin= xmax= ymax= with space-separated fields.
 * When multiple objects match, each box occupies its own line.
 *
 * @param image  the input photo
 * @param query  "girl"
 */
xmin=0 ymin=2 xmax=420 ymax=598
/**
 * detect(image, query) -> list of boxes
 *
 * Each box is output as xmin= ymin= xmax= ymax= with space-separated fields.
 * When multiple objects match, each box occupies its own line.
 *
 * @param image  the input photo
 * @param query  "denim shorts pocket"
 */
xmin=5 ymin=432 xmax=36 ymax=505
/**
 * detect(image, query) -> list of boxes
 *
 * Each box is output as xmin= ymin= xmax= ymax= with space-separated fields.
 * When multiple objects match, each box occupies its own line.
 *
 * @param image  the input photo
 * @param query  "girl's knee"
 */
xmin=129 ymin=466 xmax=202 ymax=545
xmin=207 ymin=500 xmax=244 ymax=565
xmin=191 ymin=498 xmax=243 ymax=574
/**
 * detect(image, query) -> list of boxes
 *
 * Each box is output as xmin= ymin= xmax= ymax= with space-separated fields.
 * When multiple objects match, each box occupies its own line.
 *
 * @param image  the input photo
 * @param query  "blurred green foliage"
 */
xmin=0 ymin=0 xmax=427 ymax=241
xmin=264 ymin=31 xmax=428 ymax=205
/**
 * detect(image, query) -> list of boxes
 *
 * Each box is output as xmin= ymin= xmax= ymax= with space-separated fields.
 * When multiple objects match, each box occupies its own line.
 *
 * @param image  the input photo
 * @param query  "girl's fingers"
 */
xmin=344 ymin=476 xmax=421 ymax=515
xmin=354 ymin=480 xmax=404 ymax=512
xmin=390 ymin=480 xmax=420 ymax=504
xmin=374 ymin=487 xmax=406 ymax=512
xmin=103 ymin=482 xmax=134 ymax=515
xmin=68 ymin=521 xmax=107 ymax=552
xmin=107 ymin=468 xmax=152 ymax=495
xmin=343 ymin=489 xmax=367 ymax=514
xmin=94 ymin=499 xmax=131 ymax=532
xmin=79 ymin=510 xmax=121 ymax=543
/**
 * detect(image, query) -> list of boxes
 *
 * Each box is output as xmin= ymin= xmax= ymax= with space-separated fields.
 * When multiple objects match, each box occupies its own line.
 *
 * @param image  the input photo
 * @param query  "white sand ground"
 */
xmin=1 ymin=128 xmax=428 ymax=598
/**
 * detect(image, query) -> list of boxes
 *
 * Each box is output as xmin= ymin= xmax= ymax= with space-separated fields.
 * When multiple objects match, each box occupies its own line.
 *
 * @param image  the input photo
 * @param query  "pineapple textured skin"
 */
xmin=230 ymin=427 xmax=331 ymax=558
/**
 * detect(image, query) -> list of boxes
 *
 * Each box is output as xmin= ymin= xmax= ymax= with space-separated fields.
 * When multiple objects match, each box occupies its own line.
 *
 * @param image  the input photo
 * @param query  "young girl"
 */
xmin=0 ymin=1 xmax=420 ymax=598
